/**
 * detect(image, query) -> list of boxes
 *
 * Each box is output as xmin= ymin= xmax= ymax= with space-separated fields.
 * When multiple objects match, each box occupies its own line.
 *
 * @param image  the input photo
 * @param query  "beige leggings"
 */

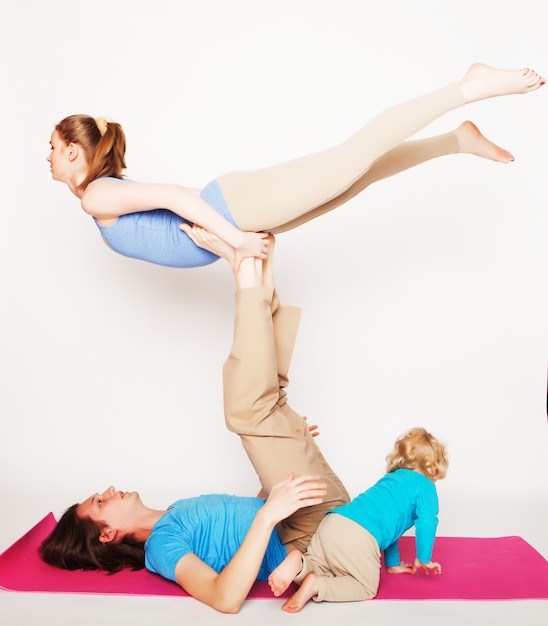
xmin=216 ymin=84 xmax=464 ymax=233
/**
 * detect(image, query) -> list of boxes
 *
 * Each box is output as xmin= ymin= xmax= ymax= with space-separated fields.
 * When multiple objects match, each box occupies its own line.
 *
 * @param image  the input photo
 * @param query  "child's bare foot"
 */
xmin=179 ymin=224 xmax=235 ymax=264
xmin=281 ymin=573 xmax=318 ymax=613
xmin=455 ymin=121 xmax=514 ymax=163
xmin=458 ymin=63 xmax=545 ymax=103
xmin=268 ymin=549 xmax=302 ymax=597
xmin=262 ymin=234 xmax=276 ymax=290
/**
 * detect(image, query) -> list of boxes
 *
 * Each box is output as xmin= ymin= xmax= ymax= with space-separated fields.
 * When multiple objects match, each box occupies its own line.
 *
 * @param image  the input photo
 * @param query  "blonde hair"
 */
xmin=386 ymin=427 xmax=448 ymax=481
xmin=55 ymin=114 xmax=126 ymax=191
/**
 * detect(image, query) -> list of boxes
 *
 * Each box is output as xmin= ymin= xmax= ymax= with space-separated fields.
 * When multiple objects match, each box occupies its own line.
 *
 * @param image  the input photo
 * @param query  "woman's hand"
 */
xmin=413 ymin=557 xmax=442 ymax=575
xmin=386 ymin=561 xmax=415 ymax=575
xmin=261 ymin=474 xmax=327 ymax=527
xmin=180 ymin=224 xmax=269 ymax=273
xmin=233 ymin=231 xmax=270 ymax=273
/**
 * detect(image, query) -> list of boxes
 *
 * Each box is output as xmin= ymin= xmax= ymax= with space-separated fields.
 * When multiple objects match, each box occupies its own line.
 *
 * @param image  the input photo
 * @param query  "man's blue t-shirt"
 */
xmin=144 ymin=494 xmax=286 ymax=582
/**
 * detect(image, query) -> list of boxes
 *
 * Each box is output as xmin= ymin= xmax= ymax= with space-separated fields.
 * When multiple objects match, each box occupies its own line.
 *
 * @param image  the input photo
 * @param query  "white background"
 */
xmin=1 ymin=1 xmax=547 ymax=624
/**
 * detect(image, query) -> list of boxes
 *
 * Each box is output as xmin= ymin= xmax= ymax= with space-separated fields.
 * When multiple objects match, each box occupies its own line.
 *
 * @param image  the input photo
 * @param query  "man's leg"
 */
xmin=223 ymin=254 xmax=349 ymax=550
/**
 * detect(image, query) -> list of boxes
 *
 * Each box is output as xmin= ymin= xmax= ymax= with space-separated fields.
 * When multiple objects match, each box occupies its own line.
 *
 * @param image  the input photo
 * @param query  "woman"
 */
xmin=40 ymin=237 xmax=351 ymax=613
xmin=48 ymin=64 xmax=544 ymax=271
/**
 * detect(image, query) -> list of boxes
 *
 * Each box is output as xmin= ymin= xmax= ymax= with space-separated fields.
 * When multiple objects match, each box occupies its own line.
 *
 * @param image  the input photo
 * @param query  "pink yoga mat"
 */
xmin=1 ymin=513 xmax=547 ymax=600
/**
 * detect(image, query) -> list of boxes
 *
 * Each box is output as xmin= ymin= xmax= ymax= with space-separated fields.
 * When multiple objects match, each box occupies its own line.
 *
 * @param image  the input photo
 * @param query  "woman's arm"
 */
xmin=175 ymin=475 xmax=326 ymax=613
xmin=81 ymin=180 xmax=269 ymax=268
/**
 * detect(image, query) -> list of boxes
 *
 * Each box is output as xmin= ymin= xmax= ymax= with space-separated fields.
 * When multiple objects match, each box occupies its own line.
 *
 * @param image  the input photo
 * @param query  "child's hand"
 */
xmin=386 ymin=561 xmax=414 ymax=575
xmin=413 ymin=558 xmax=442 ymax=575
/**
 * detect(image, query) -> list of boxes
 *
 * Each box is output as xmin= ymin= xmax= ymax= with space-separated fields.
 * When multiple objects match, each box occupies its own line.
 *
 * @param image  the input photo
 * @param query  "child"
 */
xmin=268 ymin=427 xmax=448 ymax=612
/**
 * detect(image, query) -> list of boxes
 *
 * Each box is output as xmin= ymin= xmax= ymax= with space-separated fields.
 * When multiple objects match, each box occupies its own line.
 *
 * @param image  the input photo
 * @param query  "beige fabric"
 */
xmin=223 ymin=286 xmax=350 ymax=551
xmin=216 ymin=84 xmax=463 ymax=232
xmin=296 ymin=513 xmax=381 ymax=602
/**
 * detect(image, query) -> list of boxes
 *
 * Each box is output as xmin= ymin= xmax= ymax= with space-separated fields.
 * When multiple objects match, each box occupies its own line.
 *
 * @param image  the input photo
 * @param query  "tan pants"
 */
xmin=296 ymin=513 xmax=381 ymax=602
xmin=217 ymin=84 xmax=463 ymax=233
xmin=223 ymin=286 xmax=350 ymax=552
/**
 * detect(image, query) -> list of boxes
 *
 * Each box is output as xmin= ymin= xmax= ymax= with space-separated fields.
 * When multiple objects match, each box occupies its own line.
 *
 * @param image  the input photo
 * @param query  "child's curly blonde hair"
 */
xmin=385 ymin=427 xmax=448 ymax=481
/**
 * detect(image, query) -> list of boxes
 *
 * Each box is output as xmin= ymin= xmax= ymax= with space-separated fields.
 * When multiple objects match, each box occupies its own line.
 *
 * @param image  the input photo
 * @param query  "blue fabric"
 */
xmin=144 ymin=494 xmax=286 ymax=582
xmin=331 ymin=469 xmax=439 ymax=567
xmin=93 ymin=179 xmax=237 ymax=268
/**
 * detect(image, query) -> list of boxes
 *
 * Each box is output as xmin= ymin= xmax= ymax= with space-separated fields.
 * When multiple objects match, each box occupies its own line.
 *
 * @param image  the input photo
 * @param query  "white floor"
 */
xmin=1 ymin=592 xmax=547 ymax=626
xmin=2 ymin=496 xmax=547 ymax=626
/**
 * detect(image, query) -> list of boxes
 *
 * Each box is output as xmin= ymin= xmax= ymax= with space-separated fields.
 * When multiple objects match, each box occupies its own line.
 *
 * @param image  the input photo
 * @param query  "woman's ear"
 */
xmin=99 ymin=527 xmax=117 ymax=544
xmin=66 ymin=142 xmax=80 ymax=162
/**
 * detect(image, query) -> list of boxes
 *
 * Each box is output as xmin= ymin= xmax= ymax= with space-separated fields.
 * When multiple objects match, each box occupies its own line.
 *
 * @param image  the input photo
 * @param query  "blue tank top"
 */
xmin=93 ymin=179 xmax=237 ymax=268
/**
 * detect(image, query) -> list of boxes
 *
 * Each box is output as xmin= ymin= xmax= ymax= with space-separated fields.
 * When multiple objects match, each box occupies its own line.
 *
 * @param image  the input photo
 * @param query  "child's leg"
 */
xmin=284 ymin=514 xmax=381 ymax=610
xmin=268 ymin=549 xmax=304 ymax=598
xmin=280 ymin=573 xmax=319 ymax=613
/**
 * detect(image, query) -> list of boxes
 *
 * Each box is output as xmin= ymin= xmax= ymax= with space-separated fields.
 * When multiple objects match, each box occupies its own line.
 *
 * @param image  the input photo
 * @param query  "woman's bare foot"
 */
xmin=179 ymin=223 xmax=236 ymax=264
xmin=458 ymin=63 xmax=545 ymax=103
xmin=455 ymin=120 xmax=514 ymax=163
xmin=268 ymin=549 xmax=302 ymax=597
xmin=281 ymin=573 xmax=318 ymax=613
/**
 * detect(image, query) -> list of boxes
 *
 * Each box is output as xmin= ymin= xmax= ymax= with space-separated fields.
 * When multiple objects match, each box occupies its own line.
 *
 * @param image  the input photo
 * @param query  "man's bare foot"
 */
xmin=268 ymin=549 xmax=302 ymax=597
xmin=179 ymin=223 xmax=235 ymax=264
xmin=458 ymin=63 xmax=545 ymax=103
xmin=262 ymin=234 xmax=276 ymax=290
xmin=281 ymin=573 xmax=318 ymax=613
xmin=235 ymin=256 xmax=263 ymax=290
xmin=455 ymin=120 xmax=514 ymax=163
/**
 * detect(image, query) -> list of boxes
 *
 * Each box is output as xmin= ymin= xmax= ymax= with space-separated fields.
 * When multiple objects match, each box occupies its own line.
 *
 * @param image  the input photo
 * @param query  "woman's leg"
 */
xmin=217 ymin=84 xmax=464 ymax=231
xmin=267 ymin=121 xmax=515 ymax=233
xmin=217 ymin=65 xmax=543 ymax=232
xmin=269 ymin=132 xmax=459 ymax=233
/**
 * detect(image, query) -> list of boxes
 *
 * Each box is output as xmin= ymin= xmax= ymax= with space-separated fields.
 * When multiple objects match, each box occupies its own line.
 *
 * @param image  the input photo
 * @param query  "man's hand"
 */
xmin=303 ymin=416 xmax=319 ymax=438
xmin=261 ymin=475 xmax=327 ymax=526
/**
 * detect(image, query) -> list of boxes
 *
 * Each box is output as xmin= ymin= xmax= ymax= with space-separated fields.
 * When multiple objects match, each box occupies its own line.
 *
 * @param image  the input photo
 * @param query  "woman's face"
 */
xmin=77 ymin=486 xmax=143 ymax=542
xmin=46 ymin=130 xmax=72 ymax=181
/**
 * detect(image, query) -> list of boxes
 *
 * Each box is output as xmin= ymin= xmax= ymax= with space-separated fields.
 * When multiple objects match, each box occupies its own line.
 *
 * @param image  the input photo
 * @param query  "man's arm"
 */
xmin=175 ymin=475 xmax=326 ymax=613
